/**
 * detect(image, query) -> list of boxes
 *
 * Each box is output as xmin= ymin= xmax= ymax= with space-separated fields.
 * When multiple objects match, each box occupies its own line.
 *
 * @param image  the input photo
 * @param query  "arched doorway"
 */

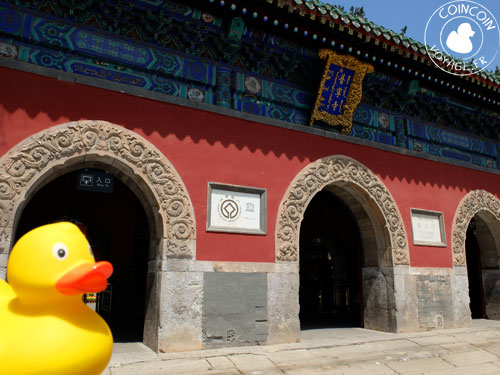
xmin=452 ymin=190 xmax=500 ymax=322
xmin=269 ymin=155 xmax=410 ymax=343
xmin=15 ymin=168 xmax=150 ymax=341
xmin=465 ymin=219 xmax=486 ymax=319
xmin=0 ymin=121 xmax=199 ymax=352
xmin=299 ymin=190 xmax=362 ymax=329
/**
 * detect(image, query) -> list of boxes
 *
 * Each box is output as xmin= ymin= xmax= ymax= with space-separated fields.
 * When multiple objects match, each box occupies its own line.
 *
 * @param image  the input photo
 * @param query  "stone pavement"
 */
xmin=105 ymin=320 xmax=500 ymax=375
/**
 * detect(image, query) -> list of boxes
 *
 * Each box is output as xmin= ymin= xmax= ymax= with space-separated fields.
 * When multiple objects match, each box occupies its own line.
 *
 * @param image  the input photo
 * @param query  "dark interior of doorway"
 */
xmin=15 ymin=169 xmax=150 ymax=342
xmin=299 ymin=190 xmax=363 ymax=330
xmin=466 ymin=222 xmax=486 ymax=319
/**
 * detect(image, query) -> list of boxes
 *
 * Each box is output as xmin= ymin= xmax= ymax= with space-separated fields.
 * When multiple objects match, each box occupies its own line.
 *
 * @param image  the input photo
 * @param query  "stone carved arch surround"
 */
xmin=275 ymin=155 xmax=409 ymax=265
xmin=452 ymin=190 xmax=500 ymax=267
xmin=268 ymin=155 xmax=410 ymax=342
xmin=451 ymin=190 xmax=500 ymax=324
xmin=0 ymin=120 xmax=196 ymax=262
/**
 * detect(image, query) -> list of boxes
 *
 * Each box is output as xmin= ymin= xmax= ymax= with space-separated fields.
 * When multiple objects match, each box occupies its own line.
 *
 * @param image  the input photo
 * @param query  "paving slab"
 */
xmin=107 ymin=320 xmax=500 ymax=375
xmin=283 ymin=362 xmax=397 ymax=375
xmin=400 ymin=348 xmax=447 ymax=360
xmin=206 ymin=355 xmax=236 ymax=369
xmin=441 ymin=349 xmax=499 ymax=367
xmin=267 ymin=348 xmax=336 ymax=371
xmin=266 ymin=349 xmax=319 ymax=364
xmin=330 ymin=362 xmax=397 ymax=375
xmin=426 ymin=362 xmax=500 ymax=375
xmin=309 ymin=343 xmax=383 ymax=358
xmin=108 ymin=343 xmax=160 ymax=368
xmin=363 ymin=339 xmax=421 ymax=352
xmin=439 ymin=342 xmax=478 ymax=353
xmin=406 ymin=334 xmax=457 ymax=346
xmin=110 ymin=358 xmax=212 ymax=375
xmin=385 ymin=356 xmax=456 ymax=374
xmin=283 ymin=366 xmax=336 ymax=375
xmin=450 ymin=331 xmax=500 ymax=344
xmin=477 ymin=341 xmax=500 ymax=356
xmin=300 ymin=328 xmax=398 ymax=348
xmin=175 ymin=370 xmax=241 ymax=375
xmin=228 ymin=353 xmax=283 ymax=374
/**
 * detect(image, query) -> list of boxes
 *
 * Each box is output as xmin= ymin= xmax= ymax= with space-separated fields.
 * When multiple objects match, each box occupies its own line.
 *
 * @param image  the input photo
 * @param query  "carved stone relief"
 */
xmin=451 ymin=189 xmax=500 ymax=266
xmin=0 ymin=120 xmax=195 ymax=259
xmin=275 ymin=155 xmax=409 ymax=265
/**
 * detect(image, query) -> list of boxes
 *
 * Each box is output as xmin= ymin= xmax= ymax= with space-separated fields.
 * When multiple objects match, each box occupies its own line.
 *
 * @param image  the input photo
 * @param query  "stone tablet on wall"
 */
xmin=411 ymin=208 xmax=447 ymax=247
xmin=207 ymin=183 xmax=267 ymax=235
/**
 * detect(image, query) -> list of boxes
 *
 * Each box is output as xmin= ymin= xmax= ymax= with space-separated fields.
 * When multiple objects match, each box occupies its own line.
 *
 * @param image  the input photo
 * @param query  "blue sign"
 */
xmin=317 ymin=64 xmax=354 ymax=116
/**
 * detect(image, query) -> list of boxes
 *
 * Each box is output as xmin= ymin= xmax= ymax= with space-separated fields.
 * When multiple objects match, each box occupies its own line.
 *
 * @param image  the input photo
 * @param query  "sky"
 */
xmin=322 ymin=0 xmax=500 ymax=73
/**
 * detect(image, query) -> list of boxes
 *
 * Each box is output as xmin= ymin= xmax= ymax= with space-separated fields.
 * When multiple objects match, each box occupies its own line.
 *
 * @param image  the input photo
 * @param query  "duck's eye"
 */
xmin=52 ymin=243 xmax=68 ymax=261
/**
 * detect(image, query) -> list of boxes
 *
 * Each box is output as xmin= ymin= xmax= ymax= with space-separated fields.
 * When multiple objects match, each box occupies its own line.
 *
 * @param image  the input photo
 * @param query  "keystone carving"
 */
xmin=451 ymin=189 xmax=500 ymax=266
xmin=275 ymin=155 xmax=409 ymax=265
xmin=0 ymin=120 xmax=195 ymax=259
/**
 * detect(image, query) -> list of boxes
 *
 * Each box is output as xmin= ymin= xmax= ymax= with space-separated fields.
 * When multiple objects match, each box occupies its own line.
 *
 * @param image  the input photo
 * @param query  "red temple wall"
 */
xmin=1 ymin=66 xmax=499 ymax=268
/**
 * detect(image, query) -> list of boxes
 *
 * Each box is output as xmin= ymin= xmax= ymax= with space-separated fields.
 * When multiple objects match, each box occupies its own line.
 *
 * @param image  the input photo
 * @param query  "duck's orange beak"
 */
xmin=55 ymin=261 xmax=113 ymax=295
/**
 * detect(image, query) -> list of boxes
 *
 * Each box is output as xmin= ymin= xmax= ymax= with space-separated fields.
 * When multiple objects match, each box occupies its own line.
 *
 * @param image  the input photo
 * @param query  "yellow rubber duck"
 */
xmin=0 ymin=222 xmax=114 ymax=375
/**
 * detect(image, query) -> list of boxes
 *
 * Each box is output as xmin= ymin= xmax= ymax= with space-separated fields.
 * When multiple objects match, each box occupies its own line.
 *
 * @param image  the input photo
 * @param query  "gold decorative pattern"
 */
xmin=0 ymin=120 xmax=196 ymax=259
xmin=451 ymin=190 xmax=500 ymax=266
xmin=275 ymin=155 xmax=409 ymax=265
xmin=310 ymin=49 xmax=374 ymax=134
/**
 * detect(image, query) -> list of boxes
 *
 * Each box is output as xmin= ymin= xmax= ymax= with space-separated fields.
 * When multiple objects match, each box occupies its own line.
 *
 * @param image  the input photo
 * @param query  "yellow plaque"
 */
xmin=310 ymin=49 xmax=374 ymax=134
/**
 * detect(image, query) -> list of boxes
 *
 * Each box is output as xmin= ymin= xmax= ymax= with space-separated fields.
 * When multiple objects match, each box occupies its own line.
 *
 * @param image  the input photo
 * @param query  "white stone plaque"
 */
xmin=410 ymin=209 xmax=446 ymax=246
xmin=207 ymin=183 xmax=266 ymax=234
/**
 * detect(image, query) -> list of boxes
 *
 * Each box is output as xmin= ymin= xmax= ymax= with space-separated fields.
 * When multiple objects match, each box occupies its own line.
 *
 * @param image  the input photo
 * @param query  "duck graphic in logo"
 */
xmin=446 ymin=23 xmax=475 ymax=53
xmin=424 ymin=0 xmax=500 ymax=77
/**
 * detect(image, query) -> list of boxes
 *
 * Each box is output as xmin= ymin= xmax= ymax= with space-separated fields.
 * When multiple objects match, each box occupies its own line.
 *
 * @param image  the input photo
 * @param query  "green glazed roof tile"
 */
xmin=278 ymin=0 xmax=498 ymax=86
xmin=329 ymin=10 xmax=339 ymax=19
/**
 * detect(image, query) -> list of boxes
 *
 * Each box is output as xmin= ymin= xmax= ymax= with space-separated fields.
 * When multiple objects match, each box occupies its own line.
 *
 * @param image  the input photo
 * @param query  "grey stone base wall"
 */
xmin=158 ymin=270 xmax=203 ymax=352
xmin=361 ymin=266 xmax=471 ymax=334
xmin=139 ymin=263 xmax=476 ymax=352
xmin=483 ymin=270 xmax=500 ymax=320
xmin=452 ymin=266 xmax=472 ymax=328
xmin=394 ymin=267 xmax=472 ymax=332
xmin=267 ymin=267 xmax=300 ymax=344
xmin=155 ymin=260 xmax=277 ymax=352
xmin=362 ymin=267 xmax=397 ymax=332
xmin=2 ymin=256 xmax=477 ymax=352
xmin=203 ymin=272 xmax=268 ymax=348
xmin=143 ymin=260 xmax=160 ymax=351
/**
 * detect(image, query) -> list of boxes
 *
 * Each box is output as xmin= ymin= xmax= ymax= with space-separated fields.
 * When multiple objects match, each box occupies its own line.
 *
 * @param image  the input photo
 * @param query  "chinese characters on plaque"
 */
xmin=317 ymin=65 xmax=354 ymax=116
xmin=310 ymin=49 xmax=374 ymax=134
